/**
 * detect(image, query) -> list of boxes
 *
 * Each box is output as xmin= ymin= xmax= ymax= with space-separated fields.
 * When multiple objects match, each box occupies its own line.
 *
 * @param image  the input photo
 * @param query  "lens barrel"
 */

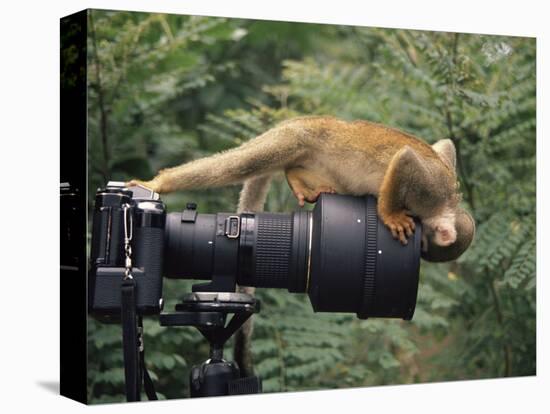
xmin=308 ymin=194 xmax=420 ymax=320
xmin=237 ymin=211 xmax=310 ymax=293
xmin=163 ymin=194 xmax=421 ymax=320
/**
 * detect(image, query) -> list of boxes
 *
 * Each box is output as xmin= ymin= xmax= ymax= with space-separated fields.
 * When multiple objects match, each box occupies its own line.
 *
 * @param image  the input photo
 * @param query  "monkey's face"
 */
xmin=420 ymin=207 xmax=475 ymax=262
xmin=421 ymin=208 xmax=457 ymax=249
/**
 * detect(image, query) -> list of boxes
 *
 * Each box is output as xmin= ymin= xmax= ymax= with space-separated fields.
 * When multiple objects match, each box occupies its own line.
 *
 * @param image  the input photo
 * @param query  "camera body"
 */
xmin=89 ymin=182 xmax=165 ymax=315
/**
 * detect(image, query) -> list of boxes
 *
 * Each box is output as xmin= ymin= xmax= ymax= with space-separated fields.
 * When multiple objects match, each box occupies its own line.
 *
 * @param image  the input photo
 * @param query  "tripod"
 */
xmin=159 ymin=291 xmax=262 ymax=397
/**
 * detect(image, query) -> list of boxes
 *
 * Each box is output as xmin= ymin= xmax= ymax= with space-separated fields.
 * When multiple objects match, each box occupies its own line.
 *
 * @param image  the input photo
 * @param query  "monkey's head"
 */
xmin=421 ymin=206 xmax=475 ymax=262
xmin=419 ymin=139 xmax=475 ymax=262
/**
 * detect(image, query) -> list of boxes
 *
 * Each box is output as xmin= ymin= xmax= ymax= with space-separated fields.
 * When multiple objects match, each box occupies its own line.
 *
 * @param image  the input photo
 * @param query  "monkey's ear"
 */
xmin=432 ymin=139 xmax=456 ymax=171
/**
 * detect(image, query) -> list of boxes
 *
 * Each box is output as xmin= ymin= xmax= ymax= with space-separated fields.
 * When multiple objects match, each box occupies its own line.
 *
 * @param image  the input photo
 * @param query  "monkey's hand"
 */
xmin=294 ymin=186 xmax=336 ymax=207
xmin=285 ymin=168 xmax=337 ymax=207
xmin=381 ymin=210 xmax=415 ymax=245
xmin=126 ymin=178 xmax=163 ymax=193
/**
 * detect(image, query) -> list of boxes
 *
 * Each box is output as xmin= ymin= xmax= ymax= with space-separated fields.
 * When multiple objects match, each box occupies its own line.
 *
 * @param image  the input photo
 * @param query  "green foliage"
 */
xmin=86 ymin=10 xmax=536 ymax=403
xmin=252 ymin=290 xmax=353 ymax=392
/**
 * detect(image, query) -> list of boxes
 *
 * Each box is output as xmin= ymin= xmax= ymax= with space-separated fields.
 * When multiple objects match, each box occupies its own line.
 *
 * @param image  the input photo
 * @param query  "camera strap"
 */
xmin=140 ymin=329 xmax=158 ymax=401
xmin=120 ymin=203 xmax=158 ymax=402
xmin=121 ymin=277 xmax=140 ymax=401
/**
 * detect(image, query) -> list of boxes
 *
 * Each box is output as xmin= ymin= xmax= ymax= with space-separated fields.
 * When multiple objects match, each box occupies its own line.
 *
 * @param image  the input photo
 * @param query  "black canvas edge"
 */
xmin=60 ymin=9 xmax=88 ymax=405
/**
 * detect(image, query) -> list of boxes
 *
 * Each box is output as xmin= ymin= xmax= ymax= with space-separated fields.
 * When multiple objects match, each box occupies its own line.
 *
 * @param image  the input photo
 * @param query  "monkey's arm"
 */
xmin=377 ymin=146 xmax=433 ymax=244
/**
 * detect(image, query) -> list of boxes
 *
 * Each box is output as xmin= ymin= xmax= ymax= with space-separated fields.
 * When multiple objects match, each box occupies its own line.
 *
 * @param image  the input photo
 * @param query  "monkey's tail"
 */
xmin=154 ymin=126 xmax=303 ymax=193
xmin=233 ymin=174 xmax=273 ymax=378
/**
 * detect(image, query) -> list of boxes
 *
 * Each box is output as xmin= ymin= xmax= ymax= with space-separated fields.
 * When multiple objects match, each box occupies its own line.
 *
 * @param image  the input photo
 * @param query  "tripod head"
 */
xmin=159 ymin=291 xmax=262 ymax=397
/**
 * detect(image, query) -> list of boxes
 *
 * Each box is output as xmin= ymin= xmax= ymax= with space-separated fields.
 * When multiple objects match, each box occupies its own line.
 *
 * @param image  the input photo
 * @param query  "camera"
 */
xmin=89 ymin=182 xmax=166 ymax=315
xmin=89 ymin=181 xmax=421 ymax=320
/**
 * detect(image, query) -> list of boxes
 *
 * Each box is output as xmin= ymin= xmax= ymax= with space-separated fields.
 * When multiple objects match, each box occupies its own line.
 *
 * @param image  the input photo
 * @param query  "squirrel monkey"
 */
xmin=128 ymin=116 xmax=476 ymax=377
xmin=129 ymin=116 xmax=475 ymax=257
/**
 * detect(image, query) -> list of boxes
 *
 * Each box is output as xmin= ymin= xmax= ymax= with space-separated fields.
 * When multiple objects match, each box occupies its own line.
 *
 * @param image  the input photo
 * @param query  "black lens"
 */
xmin=308 ymin=194 xmax=420 ymax=320
xmin=163 ymin=194 xmax=421 ymax=320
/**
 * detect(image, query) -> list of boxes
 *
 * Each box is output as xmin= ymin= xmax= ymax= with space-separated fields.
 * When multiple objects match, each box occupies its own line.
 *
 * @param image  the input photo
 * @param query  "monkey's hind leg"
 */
xmin=377 ymin=147 xmax=423 ymax=244
xmin=232 ymin=176 xmax=273 ymax=378
xmin=285 ymin=167 xmax=336 ymax=207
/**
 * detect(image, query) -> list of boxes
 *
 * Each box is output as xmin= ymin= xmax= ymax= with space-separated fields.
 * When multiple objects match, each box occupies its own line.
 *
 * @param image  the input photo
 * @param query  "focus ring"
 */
xmin=359 ymin=197 xmax=377 ymax=318
xmin=253 ymin=213 xmax=293 ymax=288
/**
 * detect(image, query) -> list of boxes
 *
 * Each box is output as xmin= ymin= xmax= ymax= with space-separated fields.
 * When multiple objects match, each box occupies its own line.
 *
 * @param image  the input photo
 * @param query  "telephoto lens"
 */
xmin=164 ymin=193 xmax=421 ymax=320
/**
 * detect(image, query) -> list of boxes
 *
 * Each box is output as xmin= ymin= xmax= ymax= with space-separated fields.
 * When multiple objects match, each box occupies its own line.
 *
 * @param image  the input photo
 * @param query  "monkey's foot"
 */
xmin=294 ymin=186 xmax=336 ymax=207
xmin=295 ymin=192 xmax=307 ymax=207
xmin=382 ymin=211 xmax=415 ymax=245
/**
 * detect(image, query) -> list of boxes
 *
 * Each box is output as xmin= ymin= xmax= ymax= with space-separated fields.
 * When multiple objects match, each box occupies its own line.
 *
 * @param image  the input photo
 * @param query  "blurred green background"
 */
xmin=85 ymin=9 xmax=536 ymax=403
